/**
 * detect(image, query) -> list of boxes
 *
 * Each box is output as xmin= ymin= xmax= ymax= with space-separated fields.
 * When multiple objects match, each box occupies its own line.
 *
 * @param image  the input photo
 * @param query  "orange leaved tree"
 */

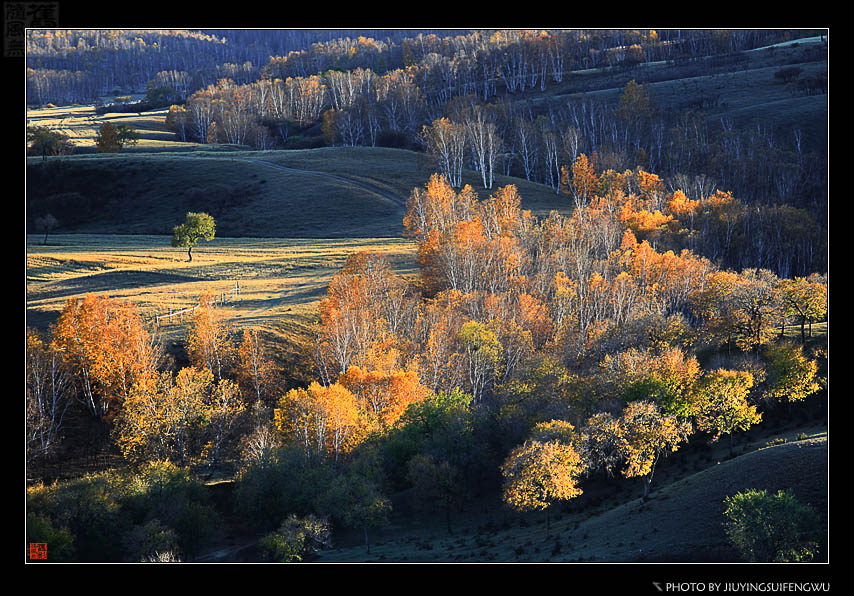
xmin=51 ymin=294 xmax=160 ymax=420
xmin=186 ymin=291 xmax=235 ymax=382
xmin=275 ymin=381 xmax=364 ymax=462
xmin=338 ymin=366 xmax=431 ymax=430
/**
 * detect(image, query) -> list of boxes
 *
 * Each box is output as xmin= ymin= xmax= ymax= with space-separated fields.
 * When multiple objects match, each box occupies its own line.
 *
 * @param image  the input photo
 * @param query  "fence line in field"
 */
xmin=154 ymin=281 xmax=241 ymax=325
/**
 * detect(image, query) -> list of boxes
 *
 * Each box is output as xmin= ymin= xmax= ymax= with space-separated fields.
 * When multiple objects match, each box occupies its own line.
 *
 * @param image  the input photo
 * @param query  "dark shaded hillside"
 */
xmin=572 ymin=436 xmax=828 ymax=563
xmin=312 ymin=434 xmax=828 ymax=563
xmin=25 ymin=152 xmax=406 ymax=238
xmin=25 ymin=148 xmax=570 ymax=239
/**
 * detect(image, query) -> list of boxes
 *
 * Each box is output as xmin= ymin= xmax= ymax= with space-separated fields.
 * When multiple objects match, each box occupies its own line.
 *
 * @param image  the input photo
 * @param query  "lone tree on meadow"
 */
xmin=33 ymin=213 xmax=59 ymax=245
xmin=27 ymin=126 xmax=74 ymax=160
xmin=171 ymin=212 xmax=216 ymax=262
xmin=95 ymin=122 xmax=140 ymax=153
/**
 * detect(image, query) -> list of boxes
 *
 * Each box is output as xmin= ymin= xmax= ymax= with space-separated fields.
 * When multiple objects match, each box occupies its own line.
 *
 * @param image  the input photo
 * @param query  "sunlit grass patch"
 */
xmin=26 ymin=234 xmax=417 ymax=347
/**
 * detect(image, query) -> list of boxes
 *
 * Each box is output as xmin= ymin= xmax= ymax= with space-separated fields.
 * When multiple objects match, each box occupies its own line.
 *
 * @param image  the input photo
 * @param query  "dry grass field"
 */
xmin=26 ymin=102 xmax=198 ymax=152
xmin=26 ymin=233 xmax=418 ymax=349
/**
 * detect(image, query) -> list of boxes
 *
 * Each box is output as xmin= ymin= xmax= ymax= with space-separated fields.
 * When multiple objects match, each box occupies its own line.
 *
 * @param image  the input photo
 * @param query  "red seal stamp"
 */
xmin=29 ymin=543 xmax=47 ymax=560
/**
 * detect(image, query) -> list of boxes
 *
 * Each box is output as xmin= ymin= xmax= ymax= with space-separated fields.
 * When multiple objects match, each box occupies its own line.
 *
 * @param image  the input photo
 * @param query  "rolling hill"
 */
xmin=26 ymin=147 xmax=573 ymax=239
xmin=202 ymin=431 xmax=828 ymax=563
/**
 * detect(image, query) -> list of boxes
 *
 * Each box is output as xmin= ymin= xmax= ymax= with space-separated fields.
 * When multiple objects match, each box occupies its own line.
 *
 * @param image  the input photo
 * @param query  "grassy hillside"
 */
xmin=26 ymin=147 xmax=572 ymax=239
xmin=525 ymin=36 xmax=828 ymax=152
xmin=26 ymin=36 xmax=826 ymax=242
xmin=311 ymin=431 xmax=827 ymax=563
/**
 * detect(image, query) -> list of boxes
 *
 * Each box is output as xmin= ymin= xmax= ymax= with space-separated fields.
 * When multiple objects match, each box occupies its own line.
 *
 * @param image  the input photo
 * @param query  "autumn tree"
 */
xmin=51 ymin=294 xmax=160 ymax=420
xmin=693 ymin=369 xmax=761 ymax=456
xmin=186 ymin=291 xmax=235 ymax=382
xmin=689 ymin=270 xmax=742 ymax=352
xmin=114 ymin=366 xmax=238 ymax=467
xmin=165 ymin=105 xmax=189 ymax=142
xmin=236 ymin=328 xmax=278 ymax=405
xmin=313 ymin=251 xmax=416 ymax=384
xmin=95 ymin=122 xmax=139 ymax=153
xmin=597 ymin=347 xmax=702 ymax=418
xmin=338 ymin=366 xmax=430 ymax=431
xmin=237 ymin=401 xmax=279 ymax=467
xmin=274 ymin=381 xmax=364 ymax=462
xmin=562 ymin=153 xmax=598 ymax=212
xmin=616 ymin=80 xmax=655 ymax=127
xmin=778 ymin=275 xmax=827 ymax=343
xmin=690 ymin=269 xmax=783 ymax=353
xmin=761 ymin=342 xmax=821 ymax=407
xmin=171 ymin=212 xmax=216 ymax=262
xmin=614 ymin=400 xmax=692 ymax=502
xmin=458 ymin=320 xmax=502 ymax=404
xmin=578 ymin=412 xmax=624 ymax=478
xmin=204 ymin=378 xmax=247 ymax=468
xmin=501 ymin=420 xmax=586 ymax=535
xmin=403 ymin=175 xmax=480 ymax=294
xmin=730 ymin=269 xmax=784 ymax=352
xmin=27 ymin=327 xmax=72 ymax=464
xmin=410 ymin=294 xmax=467 ymax=394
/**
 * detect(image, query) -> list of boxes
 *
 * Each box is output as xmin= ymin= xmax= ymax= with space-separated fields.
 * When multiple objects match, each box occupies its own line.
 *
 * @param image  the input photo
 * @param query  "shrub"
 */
xmin=122 ymin=518 xmax=179 ymax=562
xmin=376 ymin=129 xmax=409 ymax=149
xmin=27 ymin=463 xmax=221 ymax=562
xmin=722 ymin=488 xmax=822 ymax=562
xmin=26 ymin=472 xmax=132 ymax=561
xmin=127 ymin=461 xmax=221 ymax=560
xmin=26 ymin=513 xmax=75 ymax=562
xmin=258 ymin=514 xmax=332 ymax=562
xmin=233 ymin=445 xmax=336 ymax=531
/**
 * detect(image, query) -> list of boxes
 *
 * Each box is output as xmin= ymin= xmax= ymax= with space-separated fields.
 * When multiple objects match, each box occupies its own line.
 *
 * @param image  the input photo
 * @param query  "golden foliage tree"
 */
xmin=458 ymin=320 xmax=502 ymax=404
xmin=501 ymin=420 xmax=586 ymax=535
xmin=693 ymin=369 xmax=761 ymax=456
xmin=314 ymin=251 xmax=416 ymax=384
xmin=274 ymin=381 xmax=364 ymax=462
xmin=563 ymin=153 xmax=598 ymax=211
xmin=338 ymin=366 xmax=430 ymax=431
xmin=186 ymin=291 xmax=235 ymax=382
xmin=115 ymin=366 xmax=245 ymax=467
xmin=614 ymin=400 xmax=692 ymax=502
xmin=778 ymin=276 xmax=827 ymax=343
xmin=761 ymin=342 xmax=821 ymax=406
xmin=578 ymin=412 xmax=624 ymax=478
xmin=236 ymin=328 xmax=278 ymax=405
xmin=51 ymin=294 xmax=160 ymax=420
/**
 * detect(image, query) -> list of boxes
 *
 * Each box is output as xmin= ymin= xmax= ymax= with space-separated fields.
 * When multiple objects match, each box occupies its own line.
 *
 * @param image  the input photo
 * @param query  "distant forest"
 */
xmin=27 ymin=29 xmax=803 ymax=106
xmin=26 ymin=29 xmax=828 ymax=276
